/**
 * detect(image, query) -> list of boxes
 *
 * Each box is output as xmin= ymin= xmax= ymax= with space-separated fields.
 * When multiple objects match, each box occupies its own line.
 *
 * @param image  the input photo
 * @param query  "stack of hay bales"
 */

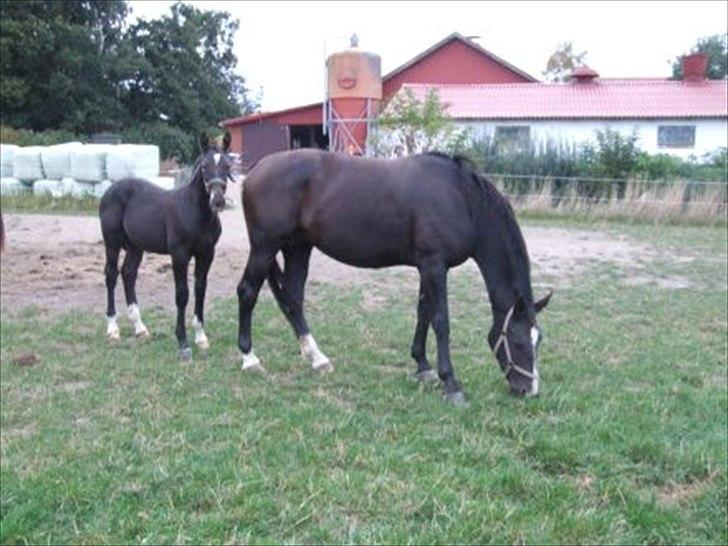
xmin=0 ymin=142 xmax=175 ymax=197
xmin=0 ymin=144 xmax=27 ymax=195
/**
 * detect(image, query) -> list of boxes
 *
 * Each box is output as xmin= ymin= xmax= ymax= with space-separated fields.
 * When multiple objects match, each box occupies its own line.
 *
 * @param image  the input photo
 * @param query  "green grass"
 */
xmin=1 ymin=222 xmax=726 ymax=544
xmin=0 ymin=193 xmax=99 ymax=215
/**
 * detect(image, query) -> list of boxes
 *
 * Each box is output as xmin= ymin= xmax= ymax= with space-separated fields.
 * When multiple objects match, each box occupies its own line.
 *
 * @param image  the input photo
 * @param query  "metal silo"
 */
xmin=324 ymin=35 xmax=382 ymax=155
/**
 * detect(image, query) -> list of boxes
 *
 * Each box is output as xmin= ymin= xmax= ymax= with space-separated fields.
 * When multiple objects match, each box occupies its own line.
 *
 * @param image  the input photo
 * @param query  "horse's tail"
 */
xmin=266 ymin=257 xmax=294 ymax=318
xmin=0 ymin=209 xmax=5 ymax=253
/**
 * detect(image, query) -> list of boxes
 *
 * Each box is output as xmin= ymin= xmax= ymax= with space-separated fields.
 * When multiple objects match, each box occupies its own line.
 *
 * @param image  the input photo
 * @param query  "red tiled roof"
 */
xmin=402 ymin=79 xmax=728 ymax=120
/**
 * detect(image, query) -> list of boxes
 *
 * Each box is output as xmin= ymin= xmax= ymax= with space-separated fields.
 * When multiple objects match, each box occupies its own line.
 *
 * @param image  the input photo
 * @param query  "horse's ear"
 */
xmin=222 ymin=131 xmax=231 ymax=152
xmin=199 ymin=133 xmax=210 ymax=152
xmin=534 ymin=291 xmax=553 ymax=314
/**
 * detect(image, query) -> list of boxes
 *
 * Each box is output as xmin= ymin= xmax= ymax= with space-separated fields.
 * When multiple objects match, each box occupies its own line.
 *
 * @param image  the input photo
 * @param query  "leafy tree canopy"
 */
xmin=0 ymin=1 xmax=254 ymax=160
xmin=543 ymin=42 xmax=588 ymax=82
xmin=670 ymin=34 xmax=728 ymax=80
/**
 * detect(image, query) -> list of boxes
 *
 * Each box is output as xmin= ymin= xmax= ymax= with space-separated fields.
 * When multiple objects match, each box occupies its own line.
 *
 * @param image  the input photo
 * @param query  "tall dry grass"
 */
xmin=488 ymin=175 xmax=727 ymax=225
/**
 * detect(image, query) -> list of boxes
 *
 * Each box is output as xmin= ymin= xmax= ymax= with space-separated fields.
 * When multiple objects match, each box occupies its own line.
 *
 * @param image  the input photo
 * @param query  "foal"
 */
xmin=99 ymin=133 xmax=233 ymax=359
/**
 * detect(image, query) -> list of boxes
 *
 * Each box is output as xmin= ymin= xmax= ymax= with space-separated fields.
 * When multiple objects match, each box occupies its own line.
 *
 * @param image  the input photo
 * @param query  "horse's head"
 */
xmin=197 ymin=131 xmax=234 ymax=214
xmin=488 ymin=291 xmax=552 ymax=397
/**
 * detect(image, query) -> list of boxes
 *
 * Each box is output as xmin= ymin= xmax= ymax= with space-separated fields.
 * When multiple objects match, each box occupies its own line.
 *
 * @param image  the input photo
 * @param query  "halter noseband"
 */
xmin=492 ymin=304 xmax=538 ymax=381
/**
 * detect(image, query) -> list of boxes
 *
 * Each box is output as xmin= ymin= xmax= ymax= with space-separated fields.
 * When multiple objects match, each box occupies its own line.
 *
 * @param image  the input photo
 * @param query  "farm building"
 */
xmin=397 ymin=55 xmax=728 ymax=160
xmin=220 ymin=34 xmax=728 ymax=165
xmin=220 ymin=32 xmax=536 ymax=167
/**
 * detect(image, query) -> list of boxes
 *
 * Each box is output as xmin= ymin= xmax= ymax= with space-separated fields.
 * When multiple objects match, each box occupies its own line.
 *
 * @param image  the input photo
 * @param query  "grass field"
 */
xmin=1 ymin=220 xmax=726 ymax=544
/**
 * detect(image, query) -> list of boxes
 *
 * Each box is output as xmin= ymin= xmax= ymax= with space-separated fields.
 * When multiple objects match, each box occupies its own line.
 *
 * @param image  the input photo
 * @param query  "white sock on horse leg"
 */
xmin=191 ymin=315 xmax=210 ymax=349
xmin=106 ymin=314 xmax=120 ymax=340
xmin=299 ymin=334 xmax=331 ymax=370
xmin=240 ymin=349 xmax=262 ymax=370
xmin=128 ymin=304 xmax=149 ymax=337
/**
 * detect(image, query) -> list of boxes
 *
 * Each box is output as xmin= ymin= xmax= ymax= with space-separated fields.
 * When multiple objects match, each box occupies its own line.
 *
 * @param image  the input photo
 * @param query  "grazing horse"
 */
xmin=99 ymin=132 xmax=233 ymax=359
xmin=236 ymin=149 xmax=551 ymax=404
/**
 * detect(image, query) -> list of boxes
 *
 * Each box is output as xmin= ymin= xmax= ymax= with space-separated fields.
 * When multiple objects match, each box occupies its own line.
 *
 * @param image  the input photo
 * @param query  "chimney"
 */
xmin=569 ymin=65 xmax=599 ymax=83
xmin=682 ymin=53 xmax=708 ymax=82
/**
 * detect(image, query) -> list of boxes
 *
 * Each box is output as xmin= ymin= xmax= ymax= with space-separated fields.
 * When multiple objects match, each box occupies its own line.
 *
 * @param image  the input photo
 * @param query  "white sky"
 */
xmin=128 ymin=0 xmax=728 ymax=112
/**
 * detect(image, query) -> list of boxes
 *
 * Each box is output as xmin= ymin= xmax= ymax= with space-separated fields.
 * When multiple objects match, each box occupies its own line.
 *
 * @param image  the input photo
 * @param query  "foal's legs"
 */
xmin=121 ymin=247 xmax=149 ymax=338
xmin=191 ymin=250 xmax=214 ymax=350
xmin=411 ymin=279 xmax=437 ymax=383
xmin=104 ymin=245 xmax=121 ymax=340
xmin=268 ymin=243 xmax=331 ymax=372
xmin=171 ymin=249 xmax=193 ymax=360
xmin=419 ymin=260 xmax=465 ymax=405
xmin=237 ymin=244 xmax=277 ymax=371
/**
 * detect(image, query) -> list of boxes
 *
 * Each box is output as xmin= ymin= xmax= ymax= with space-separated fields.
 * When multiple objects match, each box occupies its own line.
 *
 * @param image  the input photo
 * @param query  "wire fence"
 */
xmin=484 ymin=173 xmax=727 ymax=223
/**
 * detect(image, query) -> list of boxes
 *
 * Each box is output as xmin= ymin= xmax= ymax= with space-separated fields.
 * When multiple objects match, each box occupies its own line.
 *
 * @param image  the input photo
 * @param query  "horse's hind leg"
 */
xmin=268 ymin=243 xmax=331 ymax=372
xmin=191 ymin=250 xmax=214 ymax=350
xmin=237 ymin=244 xmax=277 ymax=372
xmin=121 ymin=247 xmax=149 ymax=338
xmin=104 ymin=245 xmax=121 ymax=340
xmin=411 ymin=279 xmax=438 ymax=384
xmin=172 ymin=249 xmax=193 ymax=360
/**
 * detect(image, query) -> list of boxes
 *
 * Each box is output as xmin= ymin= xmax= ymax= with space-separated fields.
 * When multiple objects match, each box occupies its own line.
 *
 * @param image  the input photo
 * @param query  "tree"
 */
xmin=670 ymin=34 xmax=728 ymax=80
xmin=123 ymin=2 xmax=254 ymax=138
xmin=543 ymin=42 xmax=588 ymax=82
xmin=371 ymin=87 xmax=462 ymax=157
xmin=0 ymin=1 xmax=130 ymax=132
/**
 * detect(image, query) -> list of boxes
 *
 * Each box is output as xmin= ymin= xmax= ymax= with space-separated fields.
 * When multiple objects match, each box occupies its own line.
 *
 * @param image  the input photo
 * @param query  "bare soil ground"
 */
xmin=0 ymin=185 xmax=670 ymax=317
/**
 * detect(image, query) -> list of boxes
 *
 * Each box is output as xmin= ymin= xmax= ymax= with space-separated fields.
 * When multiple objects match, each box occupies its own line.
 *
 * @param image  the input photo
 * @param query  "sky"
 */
xmin=128 ymin=0 xmax=728 ymax=112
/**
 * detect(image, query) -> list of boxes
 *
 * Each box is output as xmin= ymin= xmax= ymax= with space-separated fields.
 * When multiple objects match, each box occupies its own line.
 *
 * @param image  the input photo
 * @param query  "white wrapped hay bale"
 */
xmin=94 ymin=180 xmax=113 ymax=198
xmin=33 ymin=179 xmax=65 ymax=197
xmin=106 ymin=144 xmax=159 ymax=182
xmin=1 ymin=144 xmax=19 ymax=177
xmin=149 ymin=176 xmax=175 ymax=191
xmin=41 ymin=142 xmax=84 ymax=180
xmin=12 ymin=146 xmax=45 ymax=181
xmin=60 ymin=177 xmax=96 ymax=198
xmin=70 ymin=144 xmax=112 ymax=182
xmin=0 ymin=177 xmax=30 ymax=195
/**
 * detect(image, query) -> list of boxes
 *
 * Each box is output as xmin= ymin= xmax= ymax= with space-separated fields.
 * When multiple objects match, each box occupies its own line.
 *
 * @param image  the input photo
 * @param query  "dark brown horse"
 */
xmin=237 ymin=149 xmax=551 ymax=404
xmin=100 ymin=132 xmax=233 ymax=360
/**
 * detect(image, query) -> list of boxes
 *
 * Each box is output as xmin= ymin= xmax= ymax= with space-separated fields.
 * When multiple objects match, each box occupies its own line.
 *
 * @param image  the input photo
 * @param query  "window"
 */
xmin=658 ymin=125 xmax=695 ymax=148
xmin=495 ymin=126 xmax=530 ymax=151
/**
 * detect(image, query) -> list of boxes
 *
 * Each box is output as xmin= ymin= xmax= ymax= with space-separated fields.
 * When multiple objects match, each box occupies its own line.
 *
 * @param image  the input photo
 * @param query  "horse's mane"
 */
xmin=418 ymin=151 xmax=515 ymax=219
xmin=418 ymin=151 xmax=533 ymax=306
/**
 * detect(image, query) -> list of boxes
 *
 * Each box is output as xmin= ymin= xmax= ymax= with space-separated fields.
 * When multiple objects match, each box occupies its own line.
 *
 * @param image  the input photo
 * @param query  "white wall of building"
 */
xmin=458 ymin=118 xmax=727 ymax=160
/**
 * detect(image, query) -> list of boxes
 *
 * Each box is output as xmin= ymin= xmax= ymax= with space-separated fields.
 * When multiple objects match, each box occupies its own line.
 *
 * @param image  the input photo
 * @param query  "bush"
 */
xmin=0 ymin=125 xmax=83 ymax=146
xmin=121 ymin=122 xmax=196 ymax=163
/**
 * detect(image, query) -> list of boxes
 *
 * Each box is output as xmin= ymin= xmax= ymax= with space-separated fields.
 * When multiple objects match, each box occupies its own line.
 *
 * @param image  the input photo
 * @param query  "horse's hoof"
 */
xmin=135 ymin=327 xmax=150 ymax=339
xmin=107 ymin=330 xmax=121 ymax=342
xmin=196 ymin=337 xmax=210 ymax=350
xmin=444 ymin=390 xmax=468 ymax=407
xmin=312 ymin=360 xmax=334 ymax=374
xmin=241 ymin=351 xmax=267 ymax=375
xmin=242 ymin=363 xmax=268 ymax=375
xmin=415 ymin=369 xmax=439 ymax=384
xmin=179 ymin=347 xmax=193 ymax=361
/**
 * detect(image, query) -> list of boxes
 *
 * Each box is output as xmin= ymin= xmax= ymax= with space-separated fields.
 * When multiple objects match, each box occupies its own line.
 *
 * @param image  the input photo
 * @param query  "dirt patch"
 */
xmin=657 ymin=471 xmax=719 ymax=506
xmin=0 ymin=184 xmax=693 ymax=317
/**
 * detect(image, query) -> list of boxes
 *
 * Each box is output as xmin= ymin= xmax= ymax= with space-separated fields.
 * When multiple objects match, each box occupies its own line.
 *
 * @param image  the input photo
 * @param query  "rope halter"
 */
xmin=492 ymin=304 xmax=538 ymax=381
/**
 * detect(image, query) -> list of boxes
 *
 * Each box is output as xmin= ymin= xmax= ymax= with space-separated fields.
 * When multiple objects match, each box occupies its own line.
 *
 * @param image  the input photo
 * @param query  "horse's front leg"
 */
xmin=192 ymin=250 xmax=214 ymax=350
xmin=419 ymin=260 xmax=466 ymax=406
xmin=411 ymin=279 xmax=437 ymax=384
xmin=172 ymin=250 xmax=192 ymax=360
